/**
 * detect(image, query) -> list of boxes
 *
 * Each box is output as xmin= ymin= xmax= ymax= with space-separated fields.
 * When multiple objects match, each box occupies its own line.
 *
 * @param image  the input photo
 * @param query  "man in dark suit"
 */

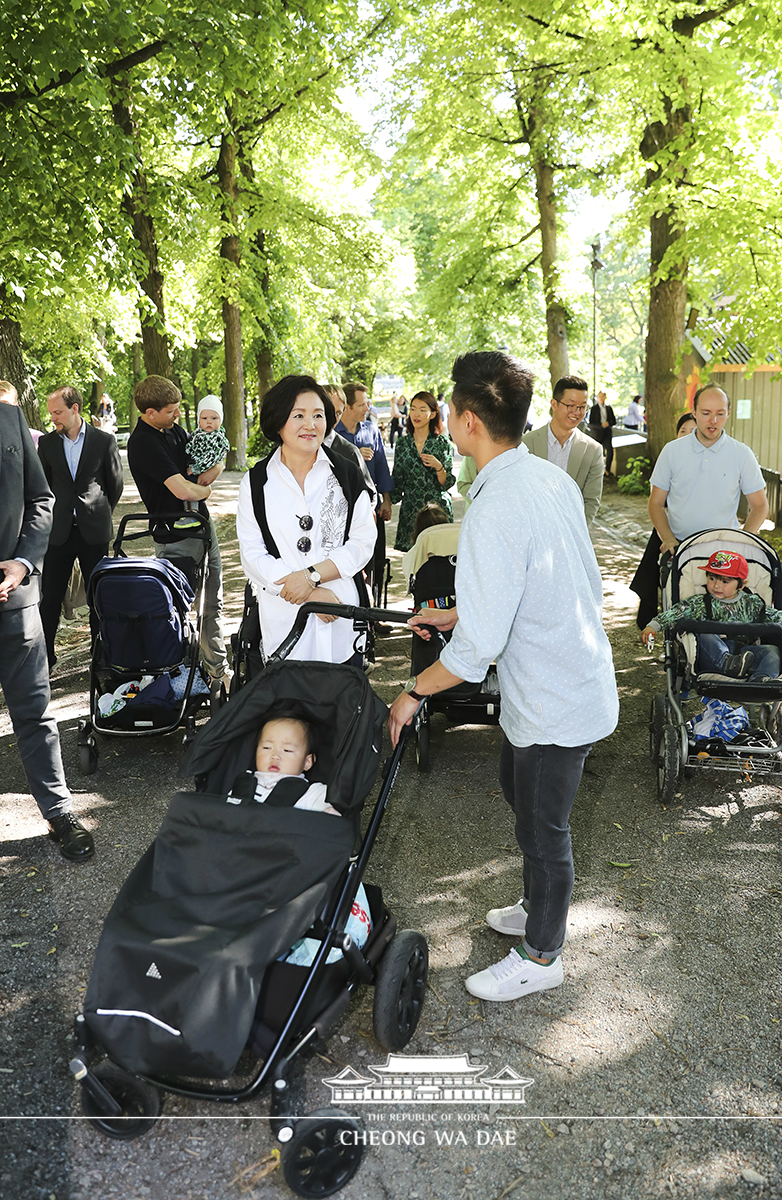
xmin=0 ymin=400 xmax=94 ymax=860
xmin=38 ymin=385 xmax=123 ymax=667
xmin=589 ymin=390 xmax=617 ymax=476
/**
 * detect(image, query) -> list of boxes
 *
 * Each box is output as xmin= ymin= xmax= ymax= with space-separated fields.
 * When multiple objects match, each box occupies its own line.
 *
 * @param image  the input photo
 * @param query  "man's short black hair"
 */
xmin=692 ymin=384 xmax=729 ymax=411
xmin=450 ymin=351 xmax=534 ymax=443
xmin=51 ymin=385 xmax=83 ymax=411
xmin=552 ymin=375 xmax=588 ymax=401
xmin=259 ymin=375 xmax=336 ymax=445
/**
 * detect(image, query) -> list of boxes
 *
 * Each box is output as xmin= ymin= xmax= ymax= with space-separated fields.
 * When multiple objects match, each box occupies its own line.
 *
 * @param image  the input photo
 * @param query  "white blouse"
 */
xmin=236 ymin=446 xmax=376 ymax=662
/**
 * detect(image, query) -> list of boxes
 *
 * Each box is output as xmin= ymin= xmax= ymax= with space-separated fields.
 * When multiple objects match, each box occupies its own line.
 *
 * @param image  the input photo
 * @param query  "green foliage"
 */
xmin=617 ymin=456 xmax=651 ymax=496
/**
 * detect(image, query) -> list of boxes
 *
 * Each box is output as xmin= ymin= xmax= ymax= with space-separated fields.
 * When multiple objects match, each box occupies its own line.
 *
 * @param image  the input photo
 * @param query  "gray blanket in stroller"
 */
xmin=83 ymin=790 xmax=353 ymax=1079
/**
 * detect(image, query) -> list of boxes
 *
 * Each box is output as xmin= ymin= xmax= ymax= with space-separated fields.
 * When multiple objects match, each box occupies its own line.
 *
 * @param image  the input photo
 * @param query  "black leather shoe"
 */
xmin=48 ymin=813 xmax=95 ymax=862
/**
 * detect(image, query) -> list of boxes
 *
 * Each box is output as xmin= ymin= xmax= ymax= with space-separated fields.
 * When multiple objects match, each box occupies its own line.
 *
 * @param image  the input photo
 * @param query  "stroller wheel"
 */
xmin=657 ymin=725 xmax=680 ymax=806
xmin=79 ymin=739 xmax=99 ymax=775
xmin=80 ymin=1063 xmax=161 ymax=1140
xmin=415 ymin=706 xmax=430 ymax=772
xmin=649 ymin=695 xmax=666 ymax=763
xmin=373 ymin=930 xmax=428 ymax=1051
xmin=282 ymin=1108 xmax=363 ymax=1198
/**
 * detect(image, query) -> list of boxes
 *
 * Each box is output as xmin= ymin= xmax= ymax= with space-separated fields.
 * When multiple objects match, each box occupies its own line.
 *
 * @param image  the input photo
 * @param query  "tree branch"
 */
xmin=0 ymin=40 xmax=168 ymax=111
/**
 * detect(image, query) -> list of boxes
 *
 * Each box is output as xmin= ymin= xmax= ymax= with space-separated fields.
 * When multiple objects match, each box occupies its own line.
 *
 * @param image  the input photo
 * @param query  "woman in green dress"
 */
xmin=391 ymin=391 xmax=456 ymax=551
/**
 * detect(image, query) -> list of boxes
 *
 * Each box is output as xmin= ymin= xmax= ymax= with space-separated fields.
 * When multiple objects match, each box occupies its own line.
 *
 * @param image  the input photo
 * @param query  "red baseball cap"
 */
xmin=698 ymin=551 xmax=749 ymax=581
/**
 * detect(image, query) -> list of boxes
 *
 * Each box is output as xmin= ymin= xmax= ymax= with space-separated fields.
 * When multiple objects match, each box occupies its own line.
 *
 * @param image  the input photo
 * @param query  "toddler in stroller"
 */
xmin=647 ymin=528 xmax=782 ymax=804
xmin=642 ymin=549 xmax=782 ymax=680
xmin=227 ymin=715 xmax=338 ymax=814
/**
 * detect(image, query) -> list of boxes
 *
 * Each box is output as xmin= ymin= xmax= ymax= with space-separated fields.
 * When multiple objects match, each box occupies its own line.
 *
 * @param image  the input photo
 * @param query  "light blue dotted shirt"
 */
xmin=649 ymin=431 xmax=765 ymax=542
xmin=440 ymin=445 xmax=619 ymax=748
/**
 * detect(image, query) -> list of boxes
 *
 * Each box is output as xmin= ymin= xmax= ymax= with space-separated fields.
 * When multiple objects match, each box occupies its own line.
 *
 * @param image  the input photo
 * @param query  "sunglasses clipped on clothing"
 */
xmin=296 ymin=513 xmax=313 ymax=553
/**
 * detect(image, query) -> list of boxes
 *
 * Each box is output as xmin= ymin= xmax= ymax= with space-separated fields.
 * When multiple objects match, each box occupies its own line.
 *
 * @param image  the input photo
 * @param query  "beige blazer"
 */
xmin=522 ymin=424 xmax=603 ymax=526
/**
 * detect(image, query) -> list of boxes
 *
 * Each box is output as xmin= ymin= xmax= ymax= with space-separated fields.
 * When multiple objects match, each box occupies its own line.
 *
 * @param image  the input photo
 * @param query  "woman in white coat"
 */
xmin=236 ymin=375 xmax=376 ymax=664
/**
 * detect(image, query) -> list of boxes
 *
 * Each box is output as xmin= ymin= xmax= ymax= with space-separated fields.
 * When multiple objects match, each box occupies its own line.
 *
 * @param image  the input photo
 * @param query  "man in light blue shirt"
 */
xmin=389 ymin=351 xmax=618 ymax=1004
xmin=648 ymin=385 xmax=767 ymax=556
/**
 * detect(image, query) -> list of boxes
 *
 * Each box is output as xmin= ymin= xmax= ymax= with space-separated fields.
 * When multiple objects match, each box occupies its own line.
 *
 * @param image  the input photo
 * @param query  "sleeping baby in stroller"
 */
xmin=641 ymin=549 xmax=782 ymax=680
xmin=227 ymin=716 xmax=339 ymax=815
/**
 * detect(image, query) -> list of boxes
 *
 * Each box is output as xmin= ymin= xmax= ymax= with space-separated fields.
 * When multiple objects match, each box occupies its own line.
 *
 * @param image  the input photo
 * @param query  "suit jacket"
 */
xmin=589 ymin=403 xmax=616 ymax=432
xmin=38 ymin=420 xmax=123 ymax=545
xmin=0 ymin=403 xmax=54 ymax=608
xmin=522 ymin=424 xmax=604 ymax=526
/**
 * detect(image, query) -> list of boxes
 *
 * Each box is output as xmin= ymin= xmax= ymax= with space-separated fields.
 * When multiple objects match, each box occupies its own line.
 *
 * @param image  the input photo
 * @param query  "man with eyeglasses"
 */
xmin=457 ymin=376 xmax=603 ymax=525
xmin=520 ymin=376 xmax=604 ymax=526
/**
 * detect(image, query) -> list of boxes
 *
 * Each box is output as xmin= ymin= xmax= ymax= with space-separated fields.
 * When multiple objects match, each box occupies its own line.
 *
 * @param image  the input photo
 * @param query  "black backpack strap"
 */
xmin=265 ymin=777 xmax=312 ymax=808
xmin=248 ymin=453 xmax=279 ymax=558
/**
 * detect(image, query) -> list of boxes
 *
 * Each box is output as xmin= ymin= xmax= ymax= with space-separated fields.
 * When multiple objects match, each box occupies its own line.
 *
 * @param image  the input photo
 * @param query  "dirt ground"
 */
xmin=1 ymin=467 xmax=781 ymax=1200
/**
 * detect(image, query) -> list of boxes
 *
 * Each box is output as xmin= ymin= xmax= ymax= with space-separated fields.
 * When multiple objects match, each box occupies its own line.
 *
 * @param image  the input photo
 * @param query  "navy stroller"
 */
xmin=76 ymin=512 xmax=212 ymax=773
xmin=72 ymin=602 xmax=428 ymax=1198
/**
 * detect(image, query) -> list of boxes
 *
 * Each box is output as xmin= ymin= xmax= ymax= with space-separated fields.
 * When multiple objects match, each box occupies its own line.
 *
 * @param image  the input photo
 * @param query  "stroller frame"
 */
xmin=71 ymin=602 xmax=428 ymax=1198
xmin=649 ymin=528 xmax=782 ymax=803
xmin=77 ymin=512 xmax=211 ymax=774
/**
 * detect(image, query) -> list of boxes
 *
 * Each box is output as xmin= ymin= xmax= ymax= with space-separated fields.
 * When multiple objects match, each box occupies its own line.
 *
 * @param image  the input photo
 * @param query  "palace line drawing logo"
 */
xmin=323 ymin=1054 xmax=533 ymax=1105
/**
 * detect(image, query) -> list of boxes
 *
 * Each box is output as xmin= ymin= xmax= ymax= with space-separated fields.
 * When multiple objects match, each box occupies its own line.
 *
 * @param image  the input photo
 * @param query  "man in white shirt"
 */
xmin=648 ymin=385 xmax=768 ymax=557
xmin=389 ymin=351 xmax=618 ymax=1005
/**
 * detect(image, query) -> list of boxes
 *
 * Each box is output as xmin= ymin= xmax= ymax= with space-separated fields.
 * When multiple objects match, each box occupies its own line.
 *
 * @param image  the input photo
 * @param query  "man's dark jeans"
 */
xmin=499 ymin=736 xmax=592 ymax=959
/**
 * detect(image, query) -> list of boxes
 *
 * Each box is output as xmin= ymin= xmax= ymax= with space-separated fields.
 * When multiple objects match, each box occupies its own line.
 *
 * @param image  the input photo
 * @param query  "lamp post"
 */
xmin=590 ymin=239 xmax=604 ymax=399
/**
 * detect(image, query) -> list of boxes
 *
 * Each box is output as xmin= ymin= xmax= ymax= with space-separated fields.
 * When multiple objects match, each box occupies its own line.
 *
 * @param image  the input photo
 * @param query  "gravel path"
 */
xmin=1 ymin=474 xmax=780 ymax=1200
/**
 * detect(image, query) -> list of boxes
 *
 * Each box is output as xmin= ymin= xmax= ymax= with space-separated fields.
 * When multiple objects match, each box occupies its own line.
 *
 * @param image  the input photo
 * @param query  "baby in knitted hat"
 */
xmin=187 ymin=395 xmax=230 ymax=478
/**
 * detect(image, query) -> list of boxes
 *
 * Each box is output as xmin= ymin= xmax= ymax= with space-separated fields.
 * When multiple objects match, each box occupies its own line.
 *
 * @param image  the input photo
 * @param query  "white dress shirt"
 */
xmin=236 ymin=447 xmax=376 ymax=662
xmin=439 ymin=445 xmax=618 ymax=748
xmin=546 ymin=422 xmax=575 ymax=472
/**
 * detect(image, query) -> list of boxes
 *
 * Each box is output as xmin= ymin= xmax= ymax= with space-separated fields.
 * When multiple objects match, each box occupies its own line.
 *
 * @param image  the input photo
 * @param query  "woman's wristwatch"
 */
xmin=404 ymin=676 xmax=426 ymax=701
xmin=306 ymin=567 xmax=321 ymax=588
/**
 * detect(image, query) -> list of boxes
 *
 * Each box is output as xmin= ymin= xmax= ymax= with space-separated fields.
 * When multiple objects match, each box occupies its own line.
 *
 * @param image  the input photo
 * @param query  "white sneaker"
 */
xmin=486 ymin=898 xmax=528 ymax=936
xmin=465 ymin=948 xmax=564 ymax=1002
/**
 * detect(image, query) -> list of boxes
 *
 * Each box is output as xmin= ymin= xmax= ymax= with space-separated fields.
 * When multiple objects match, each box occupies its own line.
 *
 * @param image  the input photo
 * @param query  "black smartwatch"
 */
xmin=404 ymin=677 xmax=426 ymax=702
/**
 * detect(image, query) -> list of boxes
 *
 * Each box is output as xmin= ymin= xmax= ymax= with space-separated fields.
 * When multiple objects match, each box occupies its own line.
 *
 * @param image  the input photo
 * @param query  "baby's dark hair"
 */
xmin=258 ymin=715 xmax=317 ymax=758
xmin=413 ymin=502 xmax=450 ymax=543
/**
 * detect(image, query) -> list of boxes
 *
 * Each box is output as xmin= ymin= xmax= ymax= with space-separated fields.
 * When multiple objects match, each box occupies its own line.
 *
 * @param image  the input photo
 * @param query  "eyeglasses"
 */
xmin=296 ymin=514 xmax=313 ymax=554
xmin=556 ymin=401 xmax=587 ymax=416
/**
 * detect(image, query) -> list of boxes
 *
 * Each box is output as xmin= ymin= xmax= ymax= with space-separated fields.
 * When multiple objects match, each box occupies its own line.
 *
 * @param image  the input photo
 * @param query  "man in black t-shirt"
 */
xmin=127 ymin=376 xmax=229 ymax=690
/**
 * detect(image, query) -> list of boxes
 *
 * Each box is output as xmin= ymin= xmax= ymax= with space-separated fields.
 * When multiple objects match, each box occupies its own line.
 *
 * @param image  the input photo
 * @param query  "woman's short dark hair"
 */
xmin=412 ymin=502 xmax=450 ymax=543
xmin=676 ymin=410 xmax=696 ymax=433
xmin=406 ymin=391 xmax=442 ymax=437
xmin=451 ymin=352 xmax=533 ymax=443
xmin=259 ymin=375 xmax=336 ymax=445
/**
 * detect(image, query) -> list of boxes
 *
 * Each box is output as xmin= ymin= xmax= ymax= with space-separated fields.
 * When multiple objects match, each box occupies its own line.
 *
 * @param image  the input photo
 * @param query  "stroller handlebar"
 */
xmin=112 ymin=511 xmax=211 ymax=555
xmin=672 ymin=619 xmax=782 ymax=649
xmin=270 ymin=602 xmax=412 ymax=663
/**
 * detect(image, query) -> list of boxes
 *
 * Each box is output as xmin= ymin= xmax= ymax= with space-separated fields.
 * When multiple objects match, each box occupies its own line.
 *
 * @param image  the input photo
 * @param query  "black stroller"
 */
xmin=649 ymin=527 xmax=782 ymax=803
xmin=76 ymin=513 xmax=212 ymax=774
xmin=405 ymin=523 xmax=501 ymax=770
xmin=71 ymin=602 xmax=428 ymax=1198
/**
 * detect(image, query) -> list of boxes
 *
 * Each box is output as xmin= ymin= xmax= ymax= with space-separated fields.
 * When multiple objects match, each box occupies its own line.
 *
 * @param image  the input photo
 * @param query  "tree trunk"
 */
xmin=129 ymin=341 xmax=142 ymax=430
xmin=111 ymin=85 xmax=171 ymax=378
xmin=641 ymin=99 xmax=691 ymax=462
xmin=216 ymin=126 xmax=247 ymax=471
xmin=533 ymin=156 xmax=570 ymax=390
xmin=0 ymin=288 xmax=41 ymax=429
